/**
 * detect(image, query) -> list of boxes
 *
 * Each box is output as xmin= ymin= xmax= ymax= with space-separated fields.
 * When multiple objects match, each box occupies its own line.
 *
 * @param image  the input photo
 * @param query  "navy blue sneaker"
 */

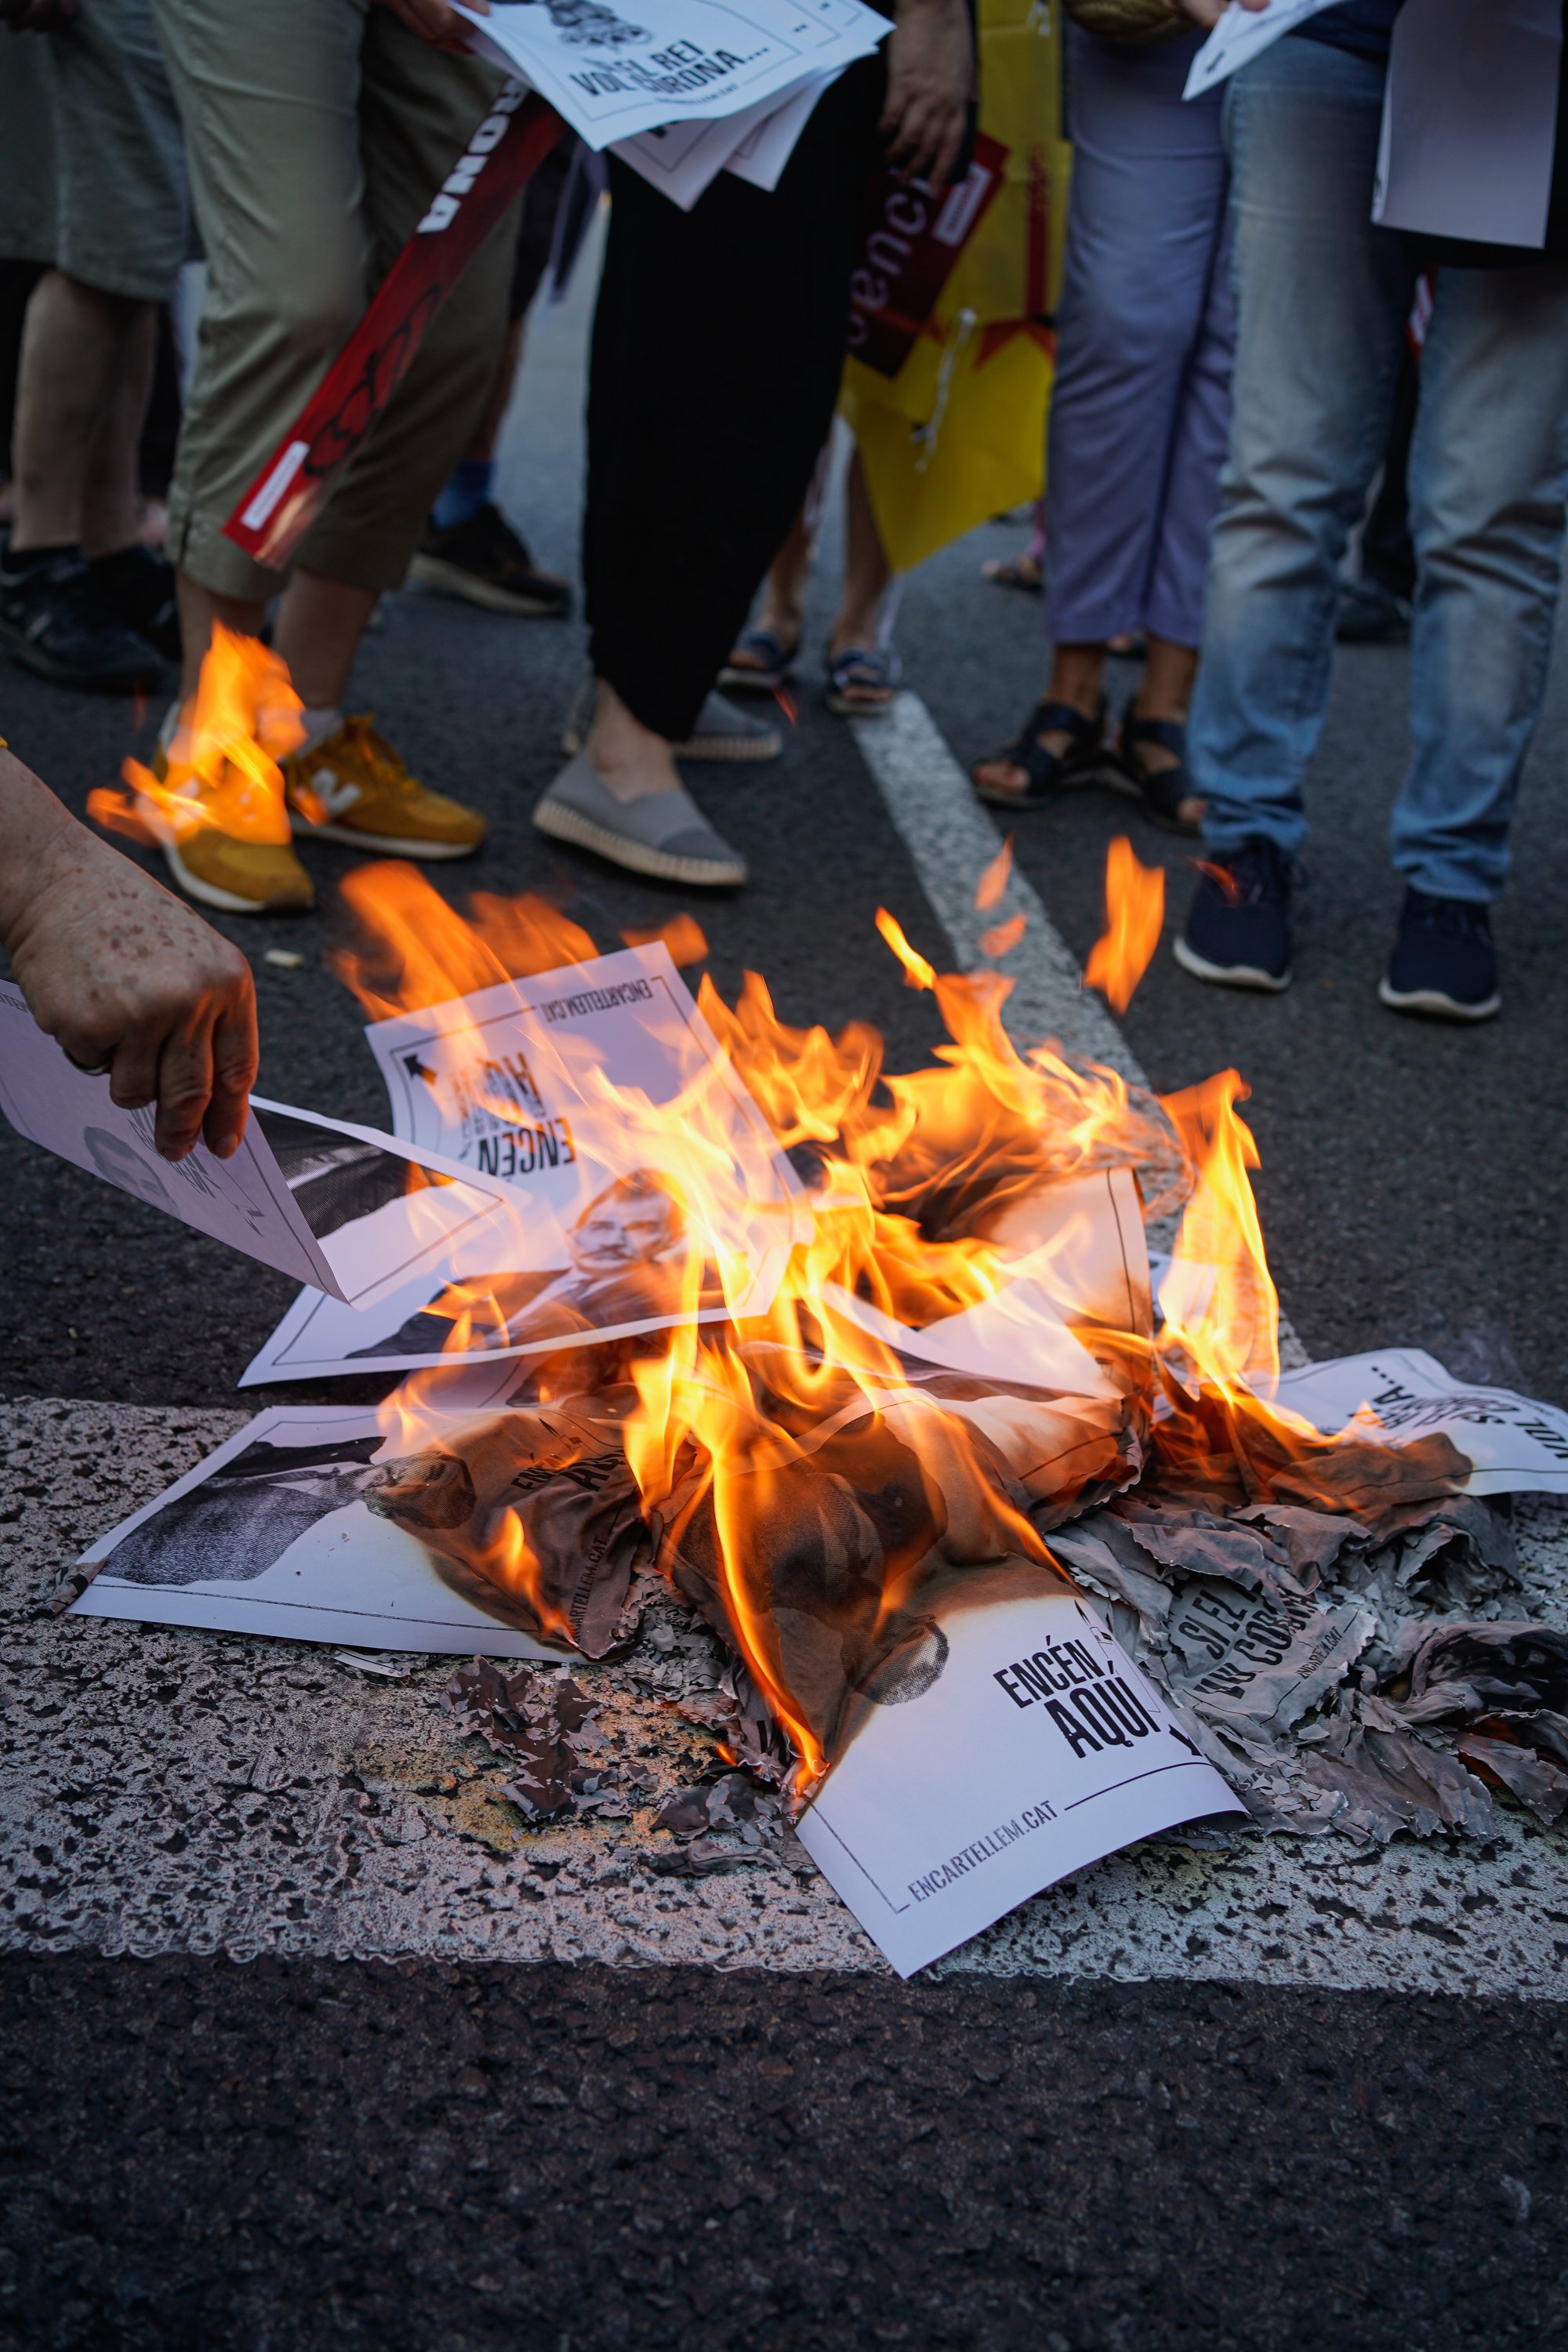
xmin=1174 ymin=837 xmax=1294 ymax=992
xmin=1379 ymin=887 xmax=1500 ymax=1022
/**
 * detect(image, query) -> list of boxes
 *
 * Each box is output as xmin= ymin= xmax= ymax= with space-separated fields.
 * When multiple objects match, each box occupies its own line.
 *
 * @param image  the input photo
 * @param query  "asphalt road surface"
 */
xmin=3 ymin=235 xmax=1567 ymax=2348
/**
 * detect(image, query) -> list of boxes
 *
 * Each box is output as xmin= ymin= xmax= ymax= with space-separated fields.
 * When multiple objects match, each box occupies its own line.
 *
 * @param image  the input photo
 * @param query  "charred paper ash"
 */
xmin=38 ymin=855 xmax=1568 ymax=1970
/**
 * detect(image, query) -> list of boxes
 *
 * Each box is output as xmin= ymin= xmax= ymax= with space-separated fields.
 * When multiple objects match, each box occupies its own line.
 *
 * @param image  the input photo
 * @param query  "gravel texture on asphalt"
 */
xmin=6 ymin=1396 xmax=1568 ymax=1996
xmin=2 ymin=1957 xmax=1565 ymax=2352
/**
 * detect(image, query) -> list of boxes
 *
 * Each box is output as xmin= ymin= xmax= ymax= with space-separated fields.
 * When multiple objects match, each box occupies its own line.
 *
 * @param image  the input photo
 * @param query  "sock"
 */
xmin=431 ymin=459 xmax=493 ymax=534
xmin=1 ymin=539 xmax=78 ymax=580
xmin=296 ymin=704 xmax=343 ymax=757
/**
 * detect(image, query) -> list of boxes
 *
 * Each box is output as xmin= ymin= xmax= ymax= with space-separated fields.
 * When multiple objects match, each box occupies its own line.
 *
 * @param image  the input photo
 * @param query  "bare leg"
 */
xmin=726 ymin=505 xmax=813 ymax=678
xmin=584 ymin=677 xmax=684 ymax=804
xmin=272 ymin=572 xmax=379 ymax=712
xmin=10 ymin=272 xmax=154 ymax=556
xmin=1124 ymin=630 xmax=1203 ymax=826
xmin=80 ymin=307 xmax=156 ymax=560
xmin=174 ymin=575 xmax=267 ymax=702
xmin=829 ymin=448 xmax=892 ymax=657
xmin=971 ymin=641 xmax=1108 ymax=801
xmin=173 ymin=568 xmax=376 ymax=711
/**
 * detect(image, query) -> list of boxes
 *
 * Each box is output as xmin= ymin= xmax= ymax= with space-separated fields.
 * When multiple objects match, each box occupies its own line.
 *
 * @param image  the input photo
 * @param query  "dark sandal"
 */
xmin=972 ymin=695 xmax=1107 ymax=808
xmin=1106 ymin=715 xmax=1204 ymax=835
xmin=824 ymin=643 xmax=898 ymax=717
xmin=719 ymin=626 xmax=799 ymax=695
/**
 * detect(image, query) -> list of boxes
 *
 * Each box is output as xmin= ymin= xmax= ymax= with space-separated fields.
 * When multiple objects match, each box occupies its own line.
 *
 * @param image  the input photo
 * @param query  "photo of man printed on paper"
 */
xmin=351 ymin=1170 xmax=722 ymax=1360
xmin=103 ymin=1436 xmax=389 ymax=1588
xmin=251 ymin=1108 xmax=423 ymax=1241
xmin=84 ymin=1127 xmax=175 ymax=1214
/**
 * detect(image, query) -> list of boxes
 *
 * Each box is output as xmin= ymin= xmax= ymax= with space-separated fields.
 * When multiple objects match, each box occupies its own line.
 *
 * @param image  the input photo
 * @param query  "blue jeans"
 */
xmin=1189 ymin=38 xmax=1568 ymax=902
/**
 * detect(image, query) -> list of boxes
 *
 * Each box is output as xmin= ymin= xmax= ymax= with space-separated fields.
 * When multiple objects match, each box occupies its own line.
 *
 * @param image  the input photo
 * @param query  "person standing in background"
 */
xmin=0 ymin=0 xmax=187 ymax=693
xmin=971 ymin=0 xmax=1233 ymax=834
xmin=1171 ymin=0 xmax=1568 ymax=1022
xmin=138 ymin=0 xmax=521 ymax=916
xmin=532 ymin=0 xmax=976 ymax=891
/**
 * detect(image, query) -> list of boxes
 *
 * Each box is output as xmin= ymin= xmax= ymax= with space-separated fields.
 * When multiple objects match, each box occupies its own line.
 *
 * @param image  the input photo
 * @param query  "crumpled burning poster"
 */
xmin=241 ymin=942 xmax=807 ymax=1385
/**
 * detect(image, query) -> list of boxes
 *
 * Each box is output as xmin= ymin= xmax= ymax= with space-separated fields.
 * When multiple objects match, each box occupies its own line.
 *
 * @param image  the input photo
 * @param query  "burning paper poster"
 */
xmin=241 ymin=943 xmax=807 ymax=1385
xmin=795 ymin=1587 xmax=1243 ymax=1977
xmin=1269 ymin=1349 xmax=1568 ymax=1495
xmin=456 ymin=0 xmax=887 ymax=151
xmin=0 ymin=983 xmax=521 ymax=1312
xmin=67 ymin=1406 xmax=586 ymax=1658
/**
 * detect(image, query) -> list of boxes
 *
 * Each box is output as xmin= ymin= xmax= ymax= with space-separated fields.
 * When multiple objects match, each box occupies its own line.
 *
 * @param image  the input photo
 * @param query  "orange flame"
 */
xmin=88 ymin=623 xmax=303 ymax=848
xmin=975 ymin=834 xmax=1013 ymax=913
xmin=875 ymin=907 xmax=936 ymax=991
xmin=329 ymin=869 xmax=1368 ymax=1794
xmin=621 ymin=913 xmax=710 ymax=967
xmin=1085 ymin=837 xmax=1163 ymax=1014
xmin=979 ymin=912 xmax=1027 ymax=959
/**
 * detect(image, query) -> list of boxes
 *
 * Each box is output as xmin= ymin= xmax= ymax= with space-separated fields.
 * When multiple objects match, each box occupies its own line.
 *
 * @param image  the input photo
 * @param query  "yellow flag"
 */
xmin=840 ymin=0 xmax=1070 ymax=574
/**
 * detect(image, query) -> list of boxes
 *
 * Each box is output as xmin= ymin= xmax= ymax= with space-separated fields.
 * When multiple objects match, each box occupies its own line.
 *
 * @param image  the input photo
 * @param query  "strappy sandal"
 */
xmin=824 ymin=643 xmax=898 ymax=718
xmin=719 ymin=626 xmax=799 ymax=695
xmin=981 ymin=552 xmax=1044 ymax=593
xmin=1105 ymin=714 xmax=1204 ymax=835
xmin=971 ymin=695 xmax=1107 ymax=808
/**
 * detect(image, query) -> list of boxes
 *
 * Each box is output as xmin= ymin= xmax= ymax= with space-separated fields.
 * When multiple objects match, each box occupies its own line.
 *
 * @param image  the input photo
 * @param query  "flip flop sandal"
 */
xmin=981 ymin=553 xmax=1044 ymax=593
xmin=824 ymin=644 xmax=898 ymax=718
xmin=972 ymin=695 xmax=1107 ymax=808
xmin=718 ymin=626 xmax=799 ymax=695
xmin=1105 ymin=715 xmax=1204 ymax=836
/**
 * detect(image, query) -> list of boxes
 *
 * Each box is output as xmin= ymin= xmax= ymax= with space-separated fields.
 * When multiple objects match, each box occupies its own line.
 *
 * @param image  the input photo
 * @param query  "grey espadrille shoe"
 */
xmin=532 ymin=753 xmax=747 ymax=887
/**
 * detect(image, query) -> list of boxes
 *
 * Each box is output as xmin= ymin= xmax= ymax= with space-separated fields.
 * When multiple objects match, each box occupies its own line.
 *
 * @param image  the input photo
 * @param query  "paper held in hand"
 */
xmin=241 ymin=941 xmax=807 ymax=1385
xmin=456 ymin=0 xmax=888 ymax=151
xmin=1183 ymin=0 xmax=1350 ymax=100
xmin=0 ymin=982 xmax=524 ymax=1312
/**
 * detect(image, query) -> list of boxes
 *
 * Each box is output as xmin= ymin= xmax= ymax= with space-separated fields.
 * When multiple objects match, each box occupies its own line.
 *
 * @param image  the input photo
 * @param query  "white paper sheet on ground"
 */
xmin=241 ymin=942 xmax=805 ymax=1385
xmin=456 ymin=0 xmax=887 ymax=151
xmin=796 ymin=1588 xmax=1243 ymax=1976
xmin=1183 ymin=0 xmax=1348 ymax=100
xmin=1372 ymin=0 xmax=1562 ymax=247
xmin=70 ymin=1406 xmax=559 ymax=1657
xmin=1265 ymin=1348 xmax=1568 ymax=1495
xmin=724 ymin=63 xmax=840 ymax=188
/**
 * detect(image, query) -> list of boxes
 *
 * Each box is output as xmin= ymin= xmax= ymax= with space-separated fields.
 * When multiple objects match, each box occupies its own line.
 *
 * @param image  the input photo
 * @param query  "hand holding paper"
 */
xmin=0 ymin=747 xmax=257 ymax=1162
xmin=1182 ymin=0 xmax=1345 ymax=99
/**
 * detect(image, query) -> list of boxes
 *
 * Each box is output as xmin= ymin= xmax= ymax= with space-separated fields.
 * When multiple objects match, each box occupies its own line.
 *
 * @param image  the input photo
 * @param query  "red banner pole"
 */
xmin=223 ymin=85 xmax=568 ymax=576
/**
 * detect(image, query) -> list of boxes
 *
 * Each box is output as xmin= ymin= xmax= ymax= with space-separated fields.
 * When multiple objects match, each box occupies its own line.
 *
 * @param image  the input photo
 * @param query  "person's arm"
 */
xmin=0 ymin=743 xmax=258 ymax=1161
xmin=882 ymin=0 xmax=975 ymax=190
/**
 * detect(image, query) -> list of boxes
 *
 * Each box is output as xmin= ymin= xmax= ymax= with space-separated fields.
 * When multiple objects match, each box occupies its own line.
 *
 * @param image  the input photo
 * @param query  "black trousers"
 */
xmin=584 ymin=59 xmax=884 ymax=743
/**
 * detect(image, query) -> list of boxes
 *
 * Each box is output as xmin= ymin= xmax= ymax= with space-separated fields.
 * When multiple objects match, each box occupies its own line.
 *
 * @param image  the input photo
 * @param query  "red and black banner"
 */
xmin=223 ymin=85 xmax=567 ymax=575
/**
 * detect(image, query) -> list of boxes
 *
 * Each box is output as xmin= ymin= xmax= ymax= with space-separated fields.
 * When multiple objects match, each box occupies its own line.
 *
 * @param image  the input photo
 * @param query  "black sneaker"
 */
xmin=408 ymin=502 xmax=572 ymax=618
xmin=89 ymin=542 xmax=182 ymax=662
xmin=1174 ymin=836 xmax=1294 ymax=992
xmin=0 ymin=547 xmax=165 ymax=692
xmin=1379 ymin=886 xmax=1500 ymax=1022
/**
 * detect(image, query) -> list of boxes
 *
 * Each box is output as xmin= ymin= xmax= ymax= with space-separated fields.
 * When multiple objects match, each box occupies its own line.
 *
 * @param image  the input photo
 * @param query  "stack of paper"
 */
xmin=455 ymin=0 xmax=890 ymax=209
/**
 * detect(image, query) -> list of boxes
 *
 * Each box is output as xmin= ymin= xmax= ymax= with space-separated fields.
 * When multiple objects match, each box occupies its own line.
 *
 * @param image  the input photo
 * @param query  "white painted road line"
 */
xmin=852 ymin=694 xmax=1141 ymax=1080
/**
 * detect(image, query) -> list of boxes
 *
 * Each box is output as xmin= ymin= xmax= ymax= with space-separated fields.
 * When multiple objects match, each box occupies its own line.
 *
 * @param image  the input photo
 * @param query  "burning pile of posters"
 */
xmin=11 ymin=863 xmax=1568 ymax=1976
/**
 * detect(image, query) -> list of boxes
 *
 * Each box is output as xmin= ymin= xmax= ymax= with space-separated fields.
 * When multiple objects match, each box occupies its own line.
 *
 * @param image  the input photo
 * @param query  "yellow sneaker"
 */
xmin=136 ymin=742 xmax=315 ymax=914
xmin=163 ymin=826 xmax=317 ymax=915
xmin=282 ymin=715 xmax=487 ymax=859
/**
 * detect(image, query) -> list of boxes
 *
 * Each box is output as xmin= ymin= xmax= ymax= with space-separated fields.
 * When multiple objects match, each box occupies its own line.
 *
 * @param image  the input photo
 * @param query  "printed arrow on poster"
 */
xmin=223 ymin=84 xmax=567 ymax=576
